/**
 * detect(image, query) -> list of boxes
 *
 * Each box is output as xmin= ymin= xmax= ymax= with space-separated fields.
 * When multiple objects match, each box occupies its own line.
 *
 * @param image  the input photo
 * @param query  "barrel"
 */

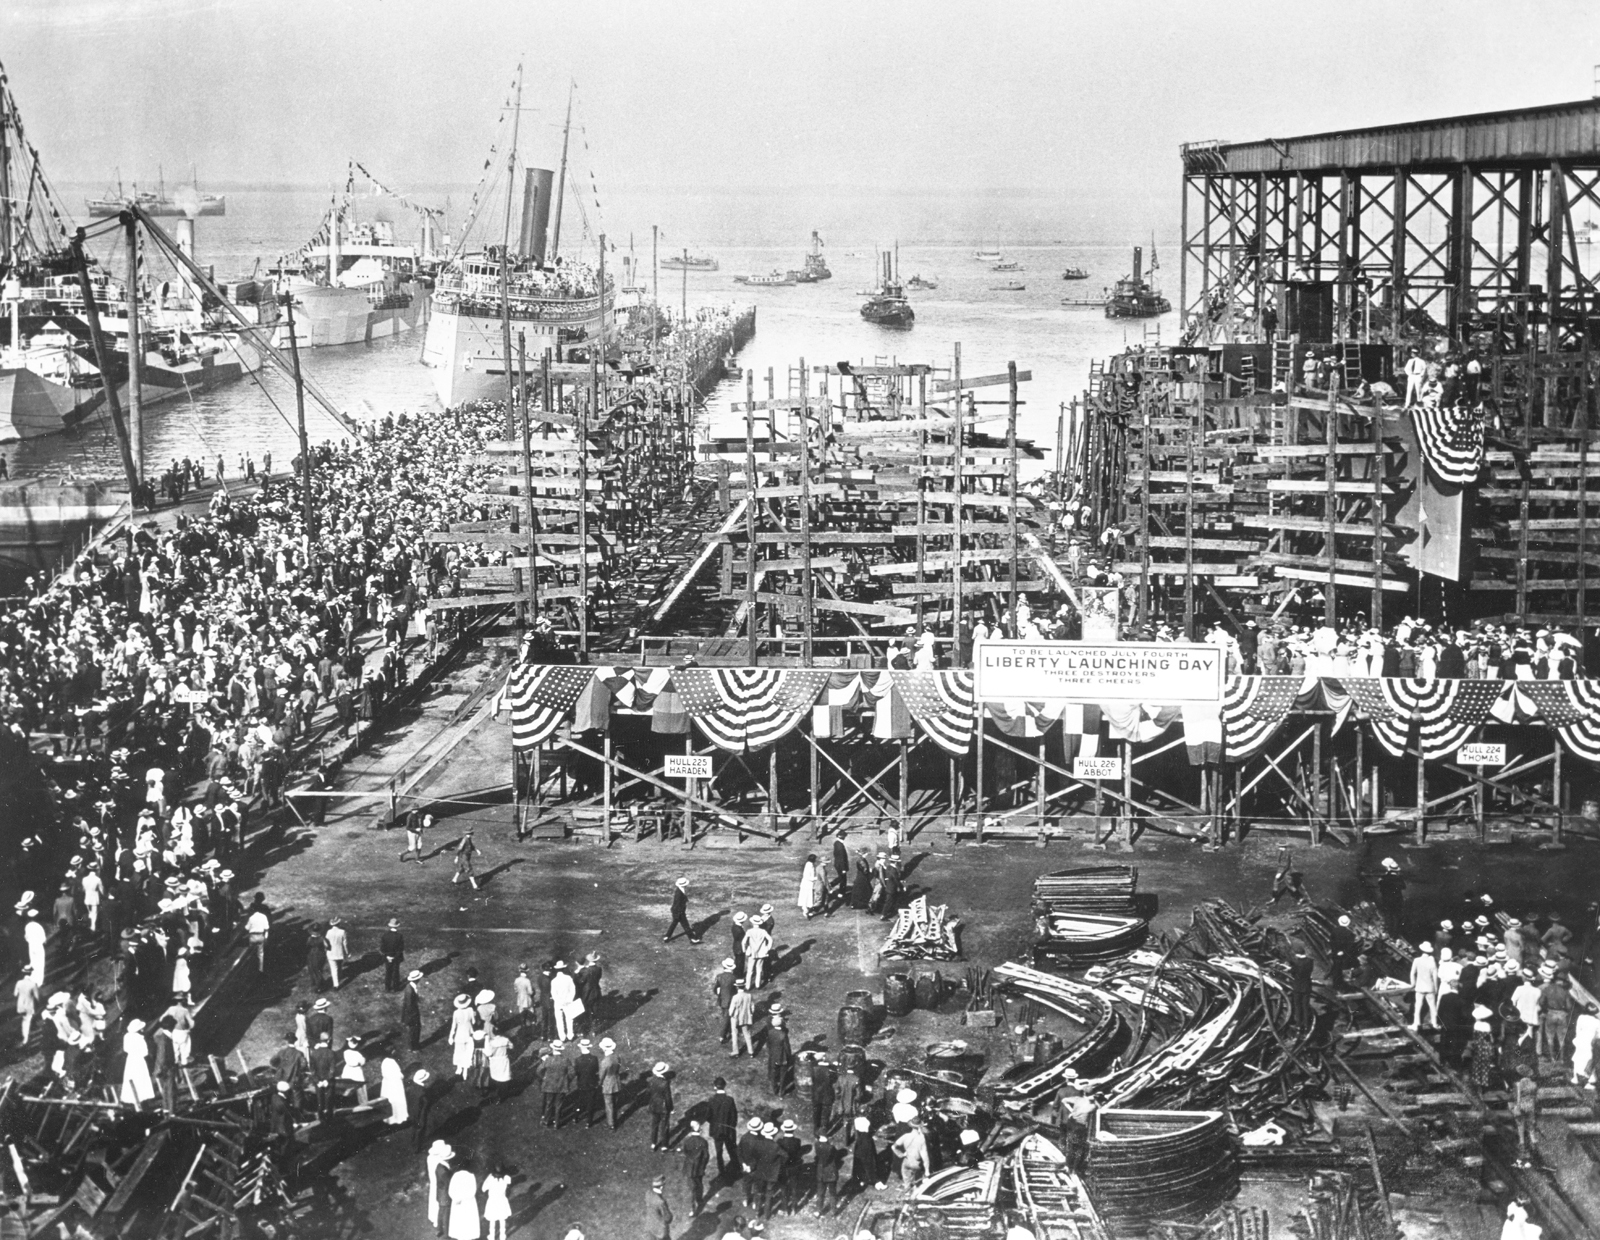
xmin=914 ymin=972 xmax=939 ymax=1011
xmin=844 ymin=988 xmax=875 ymax=1012
xmin=884 ymin=973 xmax=915 ymax=1018
xmin=838 ymin=1003 xmax=870 ymax=1047
xmin=1035 ymin=1032 xmax=1063 ymax=1064
xmin=839 ymin=1043 xmax=868 ymax=1078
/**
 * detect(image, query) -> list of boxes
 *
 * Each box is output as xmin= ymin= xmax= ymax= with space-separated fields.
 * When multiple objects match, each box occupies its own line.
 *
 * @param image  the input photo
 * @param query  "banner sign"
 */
xmin=1457 ymin=743 xmax=1506 ymax=766
xmin=665 ymin=754 xmax=713 ymax=779
xmin=1073 ymin=756 xmax=1123 ymax=780
xmin=975 ymin=641 xmax=1224 ymax=704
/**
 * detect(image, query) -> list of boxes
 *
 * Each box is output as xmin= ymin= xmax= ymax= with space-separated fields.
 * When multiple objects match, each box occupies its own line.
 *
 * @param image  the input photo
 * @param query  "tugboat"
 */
xmin=789 ymin=231 xmax=831 ymax=283
xmin=860 ymin=247 xmax=913 ymax=328
xmin=1104 ymin=245 xmax=1171 ymax=319
xmin=1061 ymin=266 xmax=1089 ymax=280
xmin=906 ymin=274 xmax=938 ymax=290
xmin=992 ymin=258 xmax=1022 ymax=272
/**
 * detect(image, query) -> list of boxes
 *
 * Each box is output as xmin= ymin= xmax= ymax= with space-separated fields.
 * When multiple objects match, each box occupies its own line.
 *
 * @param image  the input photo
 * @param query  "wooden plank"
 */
xmin=737 ymin=555 xmax=846 ymax=572
xmin=1268 ymin=479 xmax=1399 ymax=494
xmin=1273 ymin=565 xmax=1411 ymax=591
xmin=754 ymin=591 xmax=912 ymax=621
xmin=1259 ymin=552 xmax=1407 ymax=574
xmin=932 ymin=369 xmax=1033 ymax=392
xmin=869 ymin=548 xmax=1016 ymax=574
xmin=893 ymin=521 xmax=1015 ymax=534
xmin=891 ymin=579 xmax=1049 ymax=596
xmin=426 ymin=586 xmax=584 ymax=610
xmin=1477 ymin=488 xmax=1600 ymax=502
xmin=1255 ymin=444 xmax=1385 ymax=458
xmin=103 ymin=1130 xmax=171 ymax=1214
xmin=1138 ymin=536 xmax=1263 ymax=552
xmin=1242 ymin=515 xmax=1404 ymax=537
xmin=1113 ymin=562 xmax=1258 ymax=578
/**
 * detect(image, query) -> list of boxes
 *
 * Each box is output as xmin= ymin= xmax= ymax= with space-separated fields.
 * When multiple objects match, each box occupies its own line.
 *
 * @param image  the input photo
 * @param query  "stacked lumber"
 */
xmin=1032 ymin=866 xmax=1139 ymax=916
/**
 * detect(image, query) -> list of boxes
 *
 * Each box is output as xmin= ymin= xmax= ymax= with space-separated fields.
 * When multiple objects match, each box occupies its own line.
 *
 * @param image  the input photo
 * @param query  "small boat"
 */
xmin=789 ymin=230 xmax=831 ymax=282
xmin=735 ymin=271 xmax=795 ymax=286
xmin=1105 ymin=244 xmax=1171 ymax=319
xmin=906 ymin=274 xmax=938 ymax=290
xmin=722 ymin=353 xmax=742 ymax=381
xmin=1032 ymin=912 xmax=1148 ymax=965
xmin=861 ymin=246 xmax=914 ymax=328
xmin=992 ymin=281 xmax=1026 ymax=292
xmin=1085 ymin=1110 xmax=1237 ymax=1226
xmin=661 ymin=253 xmax=718 ymax=271
xmin=1061 ymin=266 xmax=1089 ymax=280
xmin=974 ymin=248 xmax=1001 ymax=261
xmin=992 ymin=259 xmax=1022 ymax=272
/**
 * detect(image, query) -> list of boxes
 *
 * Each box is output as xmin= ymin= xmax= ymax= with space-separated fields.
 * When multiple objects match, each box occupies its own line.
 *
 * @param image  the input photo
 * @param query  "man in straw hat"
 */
xmin=647 ymin=1061 xmax=674 ymax=1151
xmin=380 ymin=918 xmax=405 ymax=992
xmin=664 ymin=877 xmax=699 ymax=944
xmin=401 ymin=970 xmax=425 ymax=1050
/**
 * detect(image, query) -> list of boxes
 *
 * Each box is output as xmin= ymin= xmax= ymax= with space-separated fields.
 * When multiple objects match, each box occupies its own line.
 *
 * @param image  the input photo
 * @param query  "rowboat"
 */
xmin=1033 ymin=912 xmax=1149 ymax=965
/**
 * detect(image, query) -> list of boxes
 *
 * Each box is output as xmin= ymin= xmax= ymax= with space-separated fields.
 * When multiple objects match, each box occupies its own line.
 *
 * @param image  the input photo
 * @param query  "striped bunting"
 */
xmin=891 ymin=671 xmax=977 ymax=755
xmin=507 ymin=664 xmax=596 ymax=750
xmin=1411 ymin=404 xmax=1484 ymax=485
xmin=1554 ymin=680 xmax=1600 ymax=763
xmin=1418 ymin=679 xmax=1511 ymax=760
xmin=1516 ymin=681 xmax=1583 ymax=727
xmin=675 ymin=668 xmax=832 ymax=752
xmin=1222 ymin=676 xmax=1300 ymax=761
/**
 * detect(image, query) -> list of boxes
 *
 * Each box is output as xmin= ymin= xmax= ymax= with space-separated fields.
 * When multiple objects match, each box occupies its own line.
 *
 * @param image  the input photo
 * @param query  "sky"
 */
xmin=4 ymin=0 xmax=1598 ymax=244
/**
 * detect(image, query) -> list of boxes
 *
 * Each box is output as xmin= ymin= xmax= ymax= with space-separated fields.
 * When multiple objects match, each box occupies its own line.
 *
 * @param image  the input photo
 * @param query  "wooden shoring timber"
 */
xmin=978 ymin=730 xmax=1205 ymax=832
xmin=809 ymin=735 xmax=913 ymax=826
xmin=556 ymin=735 xmax=782 ymax=841
xmin=1226 ymin=723 xmax=1323 ymax=826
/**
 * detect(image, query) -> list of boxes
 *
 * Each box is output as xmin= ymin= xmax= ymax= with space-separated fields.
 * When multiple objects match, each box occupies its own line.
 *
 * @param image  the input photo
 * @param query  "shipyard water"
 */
xmin=4 ymin=186 xmax=1173 ymax=486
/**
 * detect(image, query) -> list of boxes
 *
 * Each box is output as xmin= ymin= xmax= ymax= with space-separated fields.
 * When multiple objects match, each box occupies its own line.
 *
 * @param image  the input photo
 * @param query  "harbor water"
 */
xmin=3 ymin=188 xmax=1174 ymax=492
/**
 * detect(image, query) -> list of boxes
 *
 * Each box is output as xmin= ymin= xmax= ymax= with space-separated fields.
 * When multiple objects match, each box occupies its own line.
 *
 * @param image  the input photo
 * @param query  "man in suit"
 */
xmin=401 ymin=970 xmax=424 ymax=1050
xmin=309 ymin=1031 xmax=337 ymax=1120
xmin=644 ymin=1175 xmax=673 ymax=1240
xmin=380 ymin=918 xmax=405 ymax=992
xmin=573 ymin=1038 xmax=601 ymax=1128
xmin=831 ymin=833 xmax=851 ymax=911
xmin=647 ymin=1061 xmax=675 ymax=1150
xmin=712 ymin=958 xmax=738 ymax=1046
xmin=664 ymin=877 xmax=699 ymax=944
xmin=306 ymin=996 xmax=334 ymax=1048
xmin=680 ymin=1119 xmax=711 ymax=1215
xmin=323 ymin=917 xmax=349 ymax=990
xmin=706 ymin=1077 xmax=740 ymax=1175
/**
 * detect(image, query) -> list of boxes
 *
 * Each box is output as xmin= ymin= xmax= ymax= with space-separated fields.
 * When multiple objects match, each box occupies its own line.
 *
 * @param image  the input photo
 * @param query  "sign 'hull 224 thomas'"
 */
xmin=974 ymin=641 xmax=1224 ymax=704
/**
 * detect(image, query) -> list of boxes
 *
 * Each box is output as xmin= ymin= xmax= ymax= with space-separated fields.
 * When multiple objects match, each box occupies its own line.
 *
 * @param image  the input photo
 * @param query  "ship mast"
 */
xmin=500 ymin=63 xmax=524 ymax=435
xmin=0 ymin=82 xmax=11 ymax=268
xmin=549 ymin=81 xmax=573 ymax=265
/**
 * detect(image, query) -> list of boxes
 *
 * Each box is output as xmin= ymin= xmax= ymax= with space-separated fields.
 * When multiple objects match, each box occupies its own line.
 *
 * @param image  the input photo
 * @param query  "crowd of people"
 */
xmin=0 ymin=400 xmax=537 ymax=1102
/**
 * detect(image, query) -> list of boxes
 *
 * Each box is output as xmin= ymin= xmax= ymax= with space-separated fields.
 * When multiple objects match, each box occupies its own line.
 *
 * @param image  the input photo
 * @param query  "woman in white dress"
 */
xmin=481 ymin=1164 xmax=512 ymax=1240
xmin=447 ymin=1167 xmax=481 ymax=1240
xmin=449 ymin=995 xmax=477 ymax=1078
xmin=120 ymin=1019 xmax=154 ymax=1105
xmin=340 ymin=1037 xmax=369 ymax=1104
xmin=796 ymin=855 xmax=823 ymax=920
xmin=379 ymin=1056 xmax=408 ymax=1125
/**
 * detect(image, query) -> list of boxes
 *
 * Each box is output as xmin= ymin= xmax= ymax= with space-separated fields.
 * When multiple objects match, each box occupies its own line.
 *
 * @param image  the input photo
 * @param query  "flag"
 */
xmin=1410 ymin=405 xmax=1484 ymax=486
xmin=891 ymin=671 xmax=976 ymax=756
xmin=507 ymin=664 xmax=595 ymax=750
xmin=675 ymin=669 xmax=830 ymax=752
xmin=1554 ymin=680 xmax=1600 ymax=763
xmin=1222 ymin=676 xmax=1300 ymax=760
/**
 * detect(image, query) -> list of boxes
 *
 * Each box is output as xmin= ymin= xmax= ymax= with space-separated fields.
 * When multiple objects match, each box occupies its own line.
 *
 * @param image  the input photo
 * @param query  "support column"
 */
xmin=1553 ymin=736 xmax=1565 ymax=847
xmin=974 ymin=719 xmax=986 ymax=844
xmin=768 ymin=746 xmax=780 ymax=839
xmin=1414 ymin=745 xmax=1426 ymax=847
xmin=898 ymin=740 xmax=909 ymax=831
xmin=602 ymin=729 xmax=613 ymax=846
xmin=1120 ymin=739 xmax=1134 ymax=849
xmin=1310 ymin=720 xmax=1324 ymax=847
xmin=809 ymin=733 xmax=820 ymax=837
xmin=683 ymin=734 xmax=695 ymax=848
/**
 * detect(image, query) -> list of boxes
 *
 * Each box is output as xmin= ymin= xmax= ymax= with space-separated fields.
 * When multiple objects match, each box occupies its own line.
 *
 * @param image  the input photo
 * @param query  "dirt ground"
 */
xmin=221 ymin=693 xmax=1600 ymax=1240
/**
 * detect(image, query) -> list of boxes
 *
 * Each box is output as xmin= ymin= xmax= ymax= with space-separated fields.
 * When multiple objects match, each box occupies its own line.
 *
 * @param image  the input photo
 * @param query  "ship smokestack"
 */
xmin=1132 ymin=246 xmax=1142 ymax=283
xmin=519 ymin=167 xmax=555 ymax=267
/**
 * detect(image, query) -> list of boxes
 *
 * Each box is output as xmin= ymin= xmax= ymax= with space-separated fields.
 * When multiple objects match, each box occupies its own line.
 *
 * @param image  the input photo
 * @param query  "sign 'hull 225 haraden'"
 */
xmin=974 ymin=640 xmax=1225 ymax=704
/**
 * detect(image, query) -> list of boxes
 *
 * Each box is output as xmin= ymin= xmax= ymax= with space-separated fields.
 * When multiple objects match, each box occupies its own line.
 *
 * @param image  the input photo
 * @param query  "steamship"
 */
xmin=420 ymin=167 xmax=613 ymax=407
xmin=269 ymin=208 xmax=434 ymax=350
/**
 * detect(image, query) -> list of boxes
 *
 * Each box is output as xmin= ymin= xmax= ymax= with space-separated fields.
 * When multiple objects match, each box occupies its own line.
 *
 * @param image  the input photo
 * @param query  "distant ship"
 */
xmin=1 ymin=86 xmax=259 ymax=441
xmin=85 ymin=170 xmax=225 ymax=218
xmin=1061 ymin=266 xmax=1089 ymax=280
xmin=735 ymin=271 xmax=796 ymax=287
xmin=906 ymin=274 xmax=937 ymax=290
xmin=974 ymin=247 xmax=1001 ymax=262
xmin=861 ymin=248 xmax=913 ymax=328
xmin=661 ymin=253 xmax=719 ymax=271
xmin=992 ymin=281 xmax=1026 ymax=292
xmin=992 ymin=259 xmax=1022 ymax=272
xmin=788 ymin=231 xmax=831 ymax=283
xmin=269 ymin=205 xmax=435 ymax=349
xmin=1104 ymin=245 xmax=1171 ymax=319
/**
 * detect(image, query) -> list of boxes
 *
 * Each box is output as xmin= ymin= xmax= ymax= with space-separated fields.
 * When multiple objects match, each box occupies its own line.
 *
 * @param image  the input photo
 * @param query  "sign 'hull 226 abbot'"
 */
xmin=974 ymin=641 xmax=1225 ymax=704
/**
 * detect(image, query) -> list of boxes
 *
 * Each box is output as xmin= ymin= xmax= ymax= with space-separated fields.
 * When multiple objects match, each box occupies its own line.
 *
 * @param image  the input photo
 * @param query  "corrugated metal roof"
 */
xmin=1185 ymin=98 xmax=1600 ymax=175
